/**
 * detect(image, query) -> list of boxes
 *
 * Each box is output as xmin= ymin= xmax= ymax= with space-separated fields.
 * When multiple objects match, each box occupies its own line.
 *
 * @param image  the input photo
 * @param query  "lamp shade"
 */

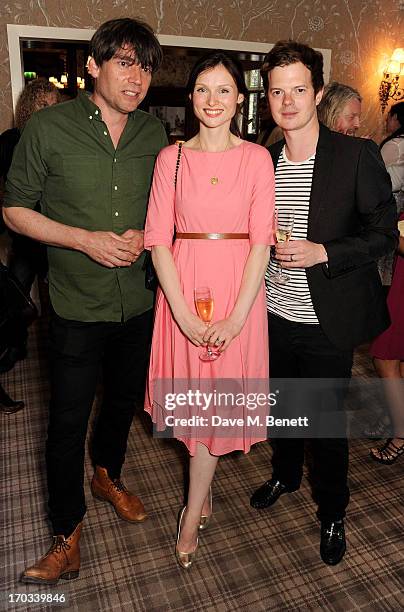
xmin=390 ymin=48 xmax=404 ymax=63
xmin=386 ymin=60 xmax=401 ymax=75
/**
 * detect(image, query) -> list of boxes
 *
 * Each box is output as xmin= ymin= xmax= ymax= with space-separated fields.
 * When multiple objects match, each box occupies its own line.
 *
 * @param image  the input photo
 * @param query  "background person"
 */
xmin=317 ymin=81 xmax=362 ymax=136
xmin=144 ymin=51 xmax=274 ymax=570
xmin=367 ymin=103 xmax=404 ymax=445
xmin=0 ymin=79 xmax=60 ymax=373
xmin=369 ymin=212 xmax=404 ymax=464
xmin=380 ymin=101 xmax=404 ymax=195
xmin=377 ymin=102 xmax=404 ymax=288
xmin=0 ymin=78 xmax=60 ymax=181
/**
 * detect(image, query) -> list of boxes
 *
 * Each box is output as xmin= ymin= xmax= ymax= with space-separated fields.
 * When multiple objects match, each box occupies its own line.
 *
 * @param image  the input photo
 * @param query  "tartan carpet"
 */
xmin=1 ymin=318 xmax=403 ymax=612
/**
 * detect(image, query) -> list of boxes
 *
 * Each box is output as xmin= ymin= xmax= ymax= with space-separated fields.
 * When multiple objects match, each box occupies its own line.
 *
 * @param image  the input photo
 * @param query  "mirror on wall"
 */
xmin=22 ymin=40 xmax=89 ymax=99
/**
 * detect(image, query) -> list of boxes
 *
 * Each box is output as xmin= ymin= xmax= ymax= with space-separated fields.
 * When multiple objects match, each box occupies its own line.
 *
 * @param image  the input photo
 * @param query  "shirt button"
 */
xmin=114 ymin=158 xmax=117 ymax=163
xmin=95 ymin=110 xmax=99 ymax=115
xmin=89 ymin=115 xmax=93 ymax=120
xmin=114 ymin=185 xmax=118 ymax=191
xmin=103 ymin=130 xmax=108 ymax=136
xmin=115 ymin=211 xmax=119 ymax=217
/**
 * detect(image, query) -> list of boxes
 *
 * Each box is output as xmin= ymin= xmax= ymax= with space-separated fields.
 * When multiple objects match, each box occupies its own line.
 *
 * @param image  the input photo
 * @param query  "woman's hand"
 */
xmin=176 ymin=311 xmax=209 ymax=346
xmin=203 ymin=316 xmax=243 ymax=352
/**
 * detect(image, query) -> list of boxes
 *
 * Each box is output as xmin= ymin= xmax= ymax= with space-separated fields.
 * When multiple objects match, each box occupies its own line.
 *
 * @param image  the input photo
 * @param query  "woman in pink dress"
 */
xmin=144 ymin=52 xmax=275 ymax=568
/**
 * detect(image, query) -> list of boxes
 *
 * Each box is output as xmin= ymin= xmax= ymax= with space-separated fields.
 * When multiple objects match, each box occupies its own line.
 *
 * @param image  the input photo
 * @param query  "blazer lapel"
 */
xmin=307 ymin=124 xmax=335 ymax=240
xmin=268 ymin=139 xmax=284 ymax=169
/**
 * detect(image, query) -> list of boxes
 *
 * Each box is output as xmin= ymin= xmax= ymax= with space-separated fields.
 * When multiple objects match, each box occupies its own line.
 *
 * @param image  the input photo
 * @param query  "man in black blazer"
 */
xmin=250 ymin=40 xmax=398 ymax=565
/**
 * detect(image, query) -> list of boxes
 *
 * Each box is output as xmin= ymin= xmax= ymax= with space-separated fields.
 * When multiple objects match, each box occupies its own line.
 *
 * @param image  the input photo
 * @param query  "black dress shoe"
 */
xmin=320 ymin=520 xmax=346 ymax=565
xmin=250 ymin=479 xmax=293 ymax=509
xmin=0 ymin=401 xmax=24 ymax=414
xmin=0 ymin=383 xmax=24 ymax=414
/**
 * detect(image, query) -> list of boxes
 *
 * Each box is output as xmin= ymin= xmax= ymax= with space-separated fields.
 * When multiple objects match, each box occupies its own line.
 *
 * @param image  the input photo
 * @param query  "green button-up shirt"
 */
xmin=4 ymin=92 xmax=167 ymax=322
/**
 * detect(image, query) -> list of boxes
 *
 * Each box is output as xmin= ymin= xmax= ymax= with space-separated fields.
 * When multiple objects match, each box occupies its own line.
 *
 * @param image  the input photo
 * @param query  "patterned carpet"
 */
xmin=1 ymin=316 xmax=403 ymax=612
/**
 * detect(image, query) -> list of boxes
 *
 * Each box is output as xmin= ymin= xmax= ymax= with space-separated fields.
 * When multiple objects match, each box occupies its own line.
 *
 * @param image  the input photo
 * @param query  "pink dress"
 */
xmin=144 ymin=141 xmax=275 ymax=455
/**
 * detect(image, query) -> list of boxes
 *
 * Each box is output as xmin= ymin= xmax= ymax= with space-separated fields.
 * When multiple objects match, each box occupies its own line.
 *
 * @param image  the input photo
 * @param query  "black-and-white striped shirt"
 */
xmin=265 ymin=146 xmax=319 ymax=324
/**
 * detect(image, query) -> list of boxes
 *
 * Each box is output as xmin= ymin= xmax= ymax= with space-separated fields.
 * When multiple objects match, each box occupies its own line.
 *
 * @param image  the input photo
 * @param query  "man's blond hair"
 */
xmin=317 ymin=81 xmax=361 ymax=130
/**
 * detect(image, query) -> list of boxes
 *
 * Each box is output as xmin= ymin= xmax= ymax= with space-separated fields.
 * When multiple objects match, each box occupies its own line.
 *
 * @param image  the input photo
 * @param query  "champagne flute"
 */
xmin=269 ymin=208 xmax=295 ymax=285
xmin=194 ymin=286 xmax=220 ymax=362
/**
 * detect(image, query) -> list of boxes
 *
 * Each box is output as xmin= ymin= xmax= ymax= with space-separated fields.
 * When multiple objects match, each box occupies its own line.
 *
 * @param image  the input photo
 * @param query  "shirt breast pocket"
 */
xmin=131 ymin=155 xmax=155 ymax=186
xmin=62 ymin=155 xmax=100 ymax=190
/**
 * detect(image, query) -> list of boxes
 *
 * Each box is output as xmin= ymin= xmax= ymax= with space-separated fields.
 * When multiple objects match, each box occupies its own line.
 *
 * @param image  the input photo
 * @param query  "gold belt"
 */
xmin=176 ymin=232 xmax=249 ymax=240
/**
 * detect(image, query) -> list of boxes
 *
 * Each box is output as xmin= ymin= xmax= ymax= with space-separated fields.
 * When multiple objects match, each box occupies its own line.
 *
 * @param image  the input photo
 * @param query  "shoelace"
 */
xmin=112 ymin=479 xmax=128 ymax=494
xmin=325 ymin=523 xmax=342 ymax=538
xmin=50 ymin=537 xmax=71 ymax=554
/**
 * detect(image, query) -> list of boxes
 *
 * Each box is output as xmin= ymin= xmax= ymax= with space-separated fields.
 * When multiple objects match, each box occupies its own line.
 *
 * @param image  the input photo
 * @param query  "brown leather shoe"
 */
xmin=21 ymin=522 xmax=82 ymax=585
xmin=91 ymin=466 xmax=147 ymax=523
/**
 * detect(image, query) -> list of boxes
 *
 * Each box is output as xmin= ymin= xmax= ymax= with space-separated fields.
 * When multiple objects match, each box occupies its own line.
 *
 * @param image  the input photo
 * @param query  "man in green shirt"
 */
xmin=3 ymin=18 xmax=168 ymax=584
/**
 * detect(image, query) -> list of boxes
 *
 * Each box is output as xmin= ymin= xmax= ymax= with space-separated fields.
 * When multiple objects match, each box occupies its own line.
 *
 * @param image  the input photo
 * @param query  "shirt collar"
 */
xmin=77 ymin=90 xmax=137 ymax=123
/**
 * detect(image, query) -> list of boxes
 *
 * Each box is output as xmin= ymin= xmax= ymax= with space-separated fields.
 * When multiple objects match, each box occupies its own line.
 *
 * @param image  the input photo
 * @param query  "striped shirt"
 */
xmin=265 ymin=146 xmax=319 ymax=324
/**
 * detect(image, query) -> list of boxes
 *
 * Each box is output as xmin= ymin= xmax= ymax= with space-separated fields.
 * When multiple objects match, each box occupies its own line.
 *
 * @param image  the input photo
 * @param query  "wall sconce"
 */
xmin=379 ymin=47 xmax=404 ymax=113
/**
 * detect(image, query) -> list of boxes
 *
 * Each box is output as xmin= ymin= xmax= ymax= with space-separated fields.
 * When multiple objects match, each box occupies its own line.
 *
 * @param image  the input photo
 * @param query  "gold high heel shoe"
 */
xmin=176 ymin=507 xmax=199 ymax=570
xmin=199 ymin=486 xmax=213 ymax=532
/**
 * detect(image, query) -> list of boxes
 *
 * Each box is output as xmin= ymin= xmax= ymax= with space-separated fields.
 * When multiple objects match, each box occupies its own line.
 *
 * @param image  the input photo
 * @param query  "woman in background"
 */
xmin=380 ymin=102 xmax=404 ymax=203
xmin=367 ymin=104 xmax=404 ymax=460
xmin=0 ymin=79 xmax=60 ymax=373
xmin=377 ymin=102 xmax=404 ymax=289
xmin=369 ymin=213 xmax=404 ymax=463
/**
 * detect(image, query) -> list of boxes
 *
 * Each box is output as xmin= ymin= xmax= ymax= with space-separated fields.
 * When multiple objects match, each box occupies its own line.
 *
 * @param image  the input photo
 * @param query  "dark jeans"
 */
xmin=46 ymin=308 xmax=153 ymax=536
xmin=268 ymin=314 xmax=353 ymax=522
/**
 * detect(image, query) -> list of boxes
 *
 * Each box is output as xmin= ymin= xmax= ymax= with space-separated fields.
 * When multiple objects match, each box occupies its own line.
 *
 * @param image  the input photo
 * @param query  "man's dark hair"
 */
xmin=89 ymin=17 xmax=163 ymax=72
xmin=261 ymin=40 xmax=324 ymax=95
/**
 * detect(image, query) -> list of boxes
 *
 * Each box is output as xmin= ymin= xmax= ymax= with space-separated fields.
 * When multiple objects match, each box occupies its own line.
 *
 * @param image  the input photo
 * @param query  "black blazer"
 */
xmin=269 ymin=124 xmax=399 ymax=351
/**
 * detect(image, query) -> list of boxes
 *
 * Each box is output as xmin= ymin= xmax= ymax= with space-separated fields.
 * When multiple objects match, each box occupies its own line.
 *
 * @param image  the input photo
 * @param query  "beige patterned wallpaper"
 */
xmin=0 ymin=0 xmax=403 ymax=140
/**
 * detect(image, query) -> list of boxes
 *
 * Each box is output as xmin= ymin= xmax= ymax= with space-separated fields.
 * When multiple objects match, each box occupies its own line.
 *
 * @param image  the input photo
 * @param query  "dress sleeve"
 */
xmin=144 ymin=146 xmax=176 ymax=249
xmin=248 ymin=147 xmax=276 ymax=245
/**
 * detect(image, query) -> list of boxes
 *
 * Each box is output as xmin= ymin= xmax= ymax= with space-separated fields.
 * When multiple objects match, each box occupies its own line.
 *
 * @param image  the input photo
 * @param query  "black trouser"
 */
xmin=46 ymin=308 xmax=153 ymax=536
xmin=268 ymin=314 xmax=353 ymax=522
xmin=9 ymin=233 xmax=48 ymax=295
xmin=7 ymin=233 xmax=47 ymax=349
